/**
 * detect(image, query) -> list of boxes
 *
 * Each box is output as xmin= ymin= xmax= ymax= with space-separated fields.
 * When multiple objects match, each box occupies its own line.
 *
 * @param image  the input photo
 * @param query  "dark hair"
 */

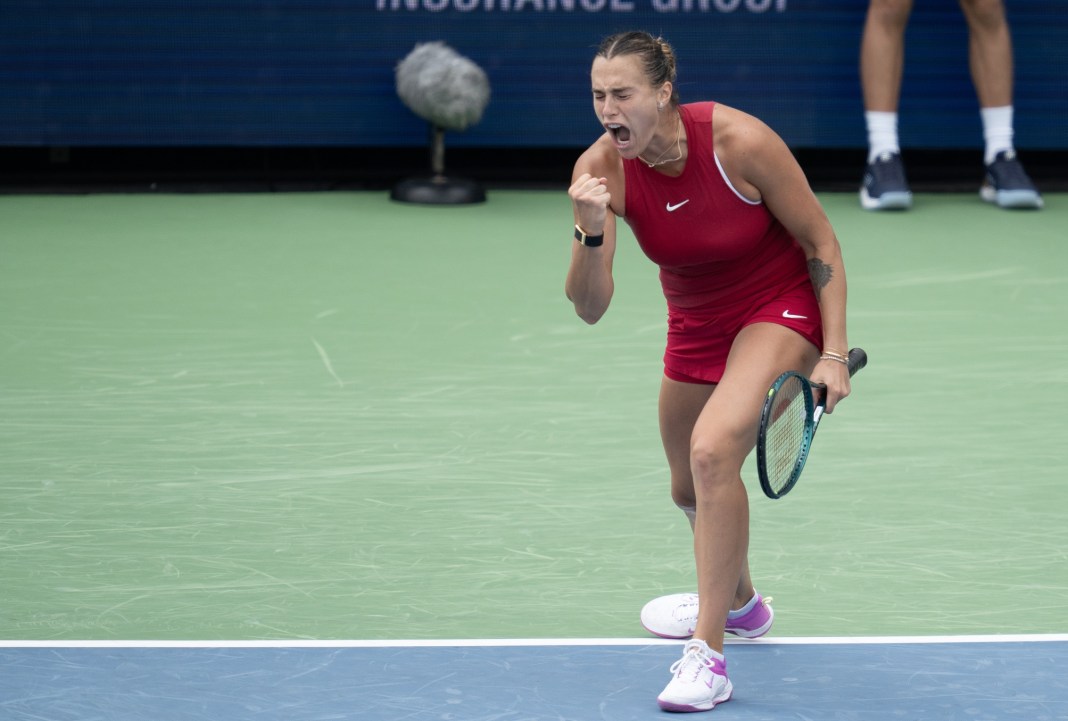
xmin=596 ymin=31 xmax=679 ymax=106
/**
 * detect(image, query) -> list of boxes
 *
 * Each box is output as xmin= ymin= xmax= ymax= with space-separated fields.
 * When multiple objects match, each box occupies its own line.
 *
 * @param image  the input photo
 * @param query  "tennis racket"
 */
xmin=756 ymin=347 xmax=867 ymax=499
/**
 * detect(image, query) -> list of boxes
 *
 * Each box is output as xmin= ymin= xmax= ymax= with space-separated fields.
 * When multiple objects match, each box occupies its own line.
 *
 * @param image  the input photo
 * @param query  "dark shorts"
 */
xmin=663 ymin=277 xmax=823 ymax=385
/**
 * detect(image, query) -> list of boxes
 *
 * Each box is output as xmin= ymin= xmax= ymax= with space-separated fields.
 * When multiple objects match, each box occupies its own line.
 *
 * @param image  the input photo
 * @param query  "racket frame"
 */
xmin=755 ymin=347 xmax=867 ymax=499
xmin=756 ymin=371 xmax=818 ymax=499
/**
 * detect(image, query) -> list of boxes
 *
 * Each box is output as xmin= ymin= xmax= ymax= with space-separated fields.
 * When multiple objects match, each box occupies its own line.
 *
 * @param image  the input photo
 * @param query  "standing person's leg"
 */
xmin=960 ymin=0 xmax=1013 ymax=112
xmin=861 ymin=0 xmax=911 ymax=121
xmin=639 ymin=373 xmax=767 ymax=641
xmin=642 ymin=374 xmax=758 ymax=640
xmin=859 ymin=0 xmax=914 ymax=210
xmin=959 ymin=0 xmax=1043 ymax=208
xmin=663 ymin=383 xmax=758 ymax=615
xmin=656 ymin=323 xmax=818 ymax=713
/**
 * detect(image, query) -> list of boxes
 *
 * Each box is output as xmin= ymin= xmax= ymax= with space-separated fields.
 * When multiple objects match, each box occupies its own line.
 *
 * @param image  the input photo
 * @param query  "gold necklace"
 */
xmin=640 ymin=113 xmax=683 ymax=168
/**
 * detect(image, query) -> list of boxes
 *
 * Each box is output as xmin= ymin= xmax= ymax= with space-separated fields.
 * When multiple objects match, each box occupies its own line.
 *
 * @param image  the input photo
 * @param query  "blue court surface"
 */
xmin=3 ymin=636 xmax=1067 ymax=721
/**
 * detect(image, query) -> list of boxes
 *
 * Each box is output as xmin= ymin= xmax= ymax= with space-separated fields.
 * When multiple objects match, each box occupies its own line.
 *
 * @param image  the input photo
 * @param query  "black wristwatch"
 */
xmin=574 ymin=224 xmax=604 ymax=247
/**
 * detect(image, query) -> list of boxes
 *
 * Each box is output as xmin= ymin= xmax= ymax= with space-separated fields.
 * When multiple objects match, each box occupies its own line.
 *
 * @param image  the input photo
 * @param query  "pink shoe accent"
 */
xmin=724 ymin=594 xmax=774 ymax=639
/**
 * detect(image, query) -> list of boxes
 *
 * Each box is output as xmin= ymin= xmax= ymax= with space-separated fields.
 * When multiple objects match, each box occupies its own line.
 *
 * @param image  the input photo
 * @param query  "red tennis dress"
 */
xmin=622 ymin=101 xmax=822 ymax=384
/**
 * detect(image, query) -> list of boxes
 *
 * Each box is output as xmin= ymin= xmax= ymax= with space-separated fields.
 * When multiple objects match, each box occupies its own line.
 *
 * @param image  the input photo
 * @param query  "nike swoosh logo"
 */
xmin=666 ymin=199 xmax=690 ymax=212
xmin=782 ymin=310 xmax=807 ymax=319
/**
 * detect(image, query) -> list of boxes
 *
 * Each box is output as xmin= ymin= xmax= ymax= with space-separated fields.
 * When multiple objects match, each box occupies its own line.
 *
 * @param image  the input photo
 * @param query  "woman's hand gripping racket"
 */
xmin=756 ymin=347 xmax=867 ymax=499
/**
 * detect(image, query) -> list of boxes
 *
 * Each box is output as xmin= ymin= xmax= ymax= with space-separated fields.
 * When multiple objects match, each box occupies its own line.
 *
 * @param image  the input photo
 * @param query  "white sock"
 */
xmin=865 ymin=111 xmax=900 ymax=163
xmin=727 ymin=592 xmax=759 ymax=619
xmin=676 ymin=503 xmax=697 ymax=531
xmin=981 ymin=105 xmax=1014 ymax=165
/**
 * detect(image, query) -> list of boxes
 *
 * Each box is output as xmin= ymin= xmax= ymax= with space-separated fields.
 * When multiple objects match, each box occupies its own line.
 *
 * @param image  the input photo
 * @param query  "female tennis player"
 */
xmin=565 ymin=31 xmax=853 ymax=712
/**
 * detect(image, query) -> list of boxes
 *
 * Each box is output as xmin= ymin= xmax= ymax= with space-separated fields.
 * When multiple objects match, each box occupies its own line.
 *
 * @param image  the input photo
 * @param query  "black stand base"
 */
xmin=390 ymin=175 xmax=486 ymax=205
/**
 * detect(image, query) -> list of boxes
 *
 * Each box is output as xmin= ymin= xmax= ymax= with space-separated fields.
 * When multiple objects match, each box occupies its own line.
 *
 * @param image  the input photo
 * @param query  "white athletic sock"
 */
xmin=676 ymin=503 xmax=697 ymax=531
xmin=865 ymin=111 xmax=900 ymax=163
xmin=728 ymin=592 xmax=759 ymax=619
xmin=981 ymin=105 xmax=1014 ymax=165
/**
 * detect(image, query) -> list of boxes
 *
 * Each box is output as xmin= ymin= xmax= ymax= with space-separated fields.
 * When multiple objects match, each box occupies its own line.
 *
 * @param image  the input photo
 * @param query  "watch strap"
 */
xmin=574 ymin=224 xmax=604 ymax=247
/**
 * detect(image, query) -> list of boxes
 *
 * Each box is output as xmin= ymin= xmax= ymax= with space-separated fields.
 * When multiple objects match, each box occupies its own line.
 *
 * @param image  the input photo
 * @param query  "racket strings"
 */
xmin=765 ymin=377 xmax=809 ymax=493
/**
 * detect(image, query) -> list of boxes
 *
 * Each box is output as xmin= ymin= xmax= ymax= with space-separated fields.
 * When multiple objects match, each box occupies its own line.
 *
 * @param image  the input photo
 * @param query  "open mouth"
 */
xmin=606 ymin=123 xmax=632 ymax=149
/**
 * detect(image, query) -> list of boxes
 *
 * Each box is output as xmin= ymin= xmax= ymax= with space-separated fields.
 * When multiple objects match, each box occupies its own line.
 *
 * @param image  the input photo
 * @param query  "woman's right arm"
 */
xmin=565 ymin=148 xmax=619 ymax=324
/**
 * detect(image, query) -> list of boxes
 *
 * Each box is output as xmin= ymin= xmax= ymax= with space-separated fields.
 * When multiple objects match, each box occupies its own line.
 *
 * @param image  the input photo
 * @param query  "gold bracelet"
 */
xmin=820 ymin=354 xmax=849 ymax=365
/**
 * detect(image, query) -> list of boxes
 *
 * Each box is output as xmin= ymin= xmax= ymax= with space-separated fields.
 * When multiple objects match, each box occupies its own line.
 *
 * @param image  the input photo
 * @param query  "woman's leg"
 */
xmin=680 ymin=323 xmax=817 ymax=652
xmin=659 ymin=377 xmax=756 ymax=614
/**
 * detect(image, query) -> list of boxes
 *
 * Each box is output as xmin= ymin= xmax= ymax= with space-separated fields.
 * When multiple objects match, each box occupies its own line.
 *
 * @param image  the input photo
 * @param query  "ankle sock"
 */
xmin=676 ymin=503 xmax=697 ymax=531
xmin=865 ymin=111 xmax=900 ymax=163
xmin=981 ymin=105 xmax=1014 ymax=165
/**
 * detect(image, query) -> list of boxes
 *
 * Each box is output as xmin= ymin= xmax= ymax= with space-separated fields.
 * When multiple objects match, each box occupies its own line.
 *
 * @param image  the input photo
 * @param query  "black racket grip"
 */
xmin=847 ymin=347 xmax=867 ymax=377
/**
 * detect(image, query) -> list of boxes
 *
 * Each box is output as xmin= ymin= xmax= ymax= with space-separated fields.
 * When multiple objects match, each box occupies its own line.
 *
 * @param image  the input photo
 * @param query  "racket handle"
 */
xmin=847 ymin=347 xmax=867 ymax=377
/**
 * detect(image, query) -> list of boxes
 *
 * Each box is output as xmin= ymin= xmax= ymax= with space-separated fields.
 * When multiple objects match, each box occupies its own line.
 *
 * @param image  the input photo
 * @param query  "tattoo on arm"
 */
xmin=808 ymin=258 xmax=833 ymax=300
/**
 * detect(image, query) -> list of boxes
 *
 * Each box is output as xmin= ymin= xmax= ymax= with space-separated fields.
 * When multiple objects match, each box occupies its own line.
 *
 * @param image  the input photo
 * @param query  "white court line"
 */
xmin=3 ymin=634 xmax=1068 ymax=649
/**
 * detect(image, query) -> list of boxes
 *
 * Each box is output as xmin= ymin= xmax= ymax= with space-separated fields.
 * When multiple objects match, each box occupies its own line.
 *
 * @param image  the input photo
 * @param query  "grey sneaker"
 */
xmin=980 ymin=150 xmax=1043 ymax=209
xmin=860 ymin=152 xmax=913 ymax=210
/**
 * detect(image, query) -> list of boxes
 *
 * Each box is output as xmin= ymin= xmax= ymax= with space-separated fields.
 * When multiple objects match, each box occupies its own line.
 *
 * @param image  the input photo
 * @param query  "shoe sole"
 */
xmin=641 ymin=621 xmax=693 ymax=640
xmin=980 ymin=185 xmax=1044 ymax=209
xmin=860 ymin=188 xmax=912 ymax=211
xmin=645 ymin=623 xmax=772 ymax=640
xmin=642 ymin=617 xmax=773 ymax=640
xmin=658 ymin=686 xmax=733 ymax=712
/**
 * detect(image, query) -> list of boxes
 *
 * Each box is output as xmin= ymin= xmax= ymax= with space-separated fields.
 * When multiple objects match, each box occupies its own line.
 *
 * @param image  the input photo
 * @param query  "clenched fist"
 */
xmin=569 ymin=173 xmax=611 ymax=235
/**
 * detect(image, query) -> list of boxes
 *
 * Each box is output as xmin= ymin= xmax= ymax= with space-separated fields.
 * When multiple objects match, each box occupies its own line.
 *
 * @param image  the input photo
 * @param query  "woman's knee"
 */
xmin=688 ymin=435 xmax=743 ymax=493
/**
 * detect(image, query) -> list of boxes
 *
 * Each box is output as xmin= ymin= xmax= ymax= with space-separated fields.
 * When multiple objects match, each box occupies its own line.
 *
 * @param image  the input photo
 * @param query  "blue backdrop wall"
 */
xmin=1 ymin=0 xmax=1064 ymax=149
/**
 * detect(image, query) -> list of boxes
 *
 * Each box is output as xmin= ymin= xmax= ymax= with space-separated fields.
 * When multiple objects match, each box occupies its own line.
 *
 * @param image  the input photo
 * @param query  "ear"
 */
xmin=658 ymin=83 xmax=673 ymax=108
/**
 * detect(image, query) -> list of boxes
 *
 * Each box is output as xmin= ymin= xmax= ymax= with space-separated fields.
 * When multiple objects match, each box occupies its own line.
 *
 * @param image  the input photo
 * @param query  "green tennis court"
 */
xmin=2 ymin=190 xmax=1066 ymax=642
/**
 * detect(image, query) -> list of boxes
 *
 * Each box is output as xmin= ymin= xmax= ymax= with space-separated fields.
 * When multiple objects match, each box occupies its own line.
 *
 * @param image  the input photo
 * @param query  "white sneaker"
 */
xmin=657 ymin=639 xmax=733 ymax=712
xmin=640 ymin=593 xmax=699 ymax=639
xmin=642 ymin=592 xmax=775 ymax=640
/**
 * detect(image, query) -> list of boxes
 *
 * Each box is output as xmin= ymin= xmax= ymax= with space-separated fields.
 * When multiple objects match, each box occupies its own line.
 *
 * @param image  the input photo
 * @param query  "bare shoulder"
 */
xmin=712 ymin=103 xmax=823 ymax=228
xmin=712 ymin=103 xmax=800 ymax=197
xmin=711 ymin=103 xmax=782 ymax=155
